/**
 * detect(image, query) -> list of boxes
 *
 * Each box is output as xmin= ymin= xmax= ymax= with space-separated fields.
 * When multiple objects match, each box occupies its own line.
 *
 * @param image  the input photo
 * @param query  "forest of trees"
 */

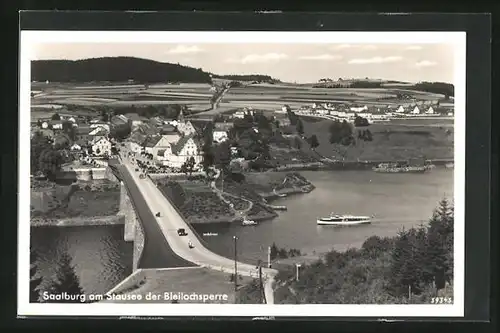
xmin=31 ymin=57 xmax=212 ymax=83
xmin=272 ymin=199 xmax=454 ymax=304
xmin=411 ymin=82 xmax=455 ymax=98
xmin=30 ymin=250 xmax=84 ymax=303
xmin=313 ymin=80 xmax=383 ymax=88
xmin=211 ymin=74 xmax=280 ymax=83
xmin=329 ymin=120 xmax=355 ymax=146
xmin=30 ymin=132 xmax=65 ymax=180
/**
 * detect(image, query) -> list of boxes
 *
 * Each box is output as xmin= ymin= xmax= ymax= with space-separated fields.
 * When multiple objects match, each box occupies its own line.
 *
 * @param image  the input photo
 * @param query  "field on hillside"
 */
xmin=210 ymin=84 xmax=446 ymax=112
xmin=30 ymin=82 xmax=214 ymax=110
xmin=300 ymin=118 xmax=454 ymax=161
xmin=30 ymin=82 xmax=451 ymax=119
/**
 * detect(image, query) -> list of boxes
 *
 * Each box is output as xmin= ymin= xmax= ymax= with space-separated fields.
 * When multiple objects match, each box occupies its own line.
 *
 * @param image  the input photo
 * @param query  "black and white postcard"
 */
xmin=19 ymin=29 xmax=466 ymax=318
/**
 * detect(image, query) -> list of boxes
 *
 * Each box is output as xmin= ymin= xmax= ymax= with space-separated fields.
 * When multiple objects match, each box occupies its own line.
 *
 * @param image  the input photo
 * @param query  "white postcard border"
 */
xmin=19 ymin=30 xmax=466 ymax=317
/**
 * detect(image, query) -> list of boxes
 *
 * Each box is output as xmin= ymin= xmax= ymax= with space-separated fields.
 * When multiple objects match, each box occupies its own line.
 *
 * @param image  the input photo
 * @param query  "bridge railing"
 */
xmin=146 ymin=174 xmax=212 ymax=250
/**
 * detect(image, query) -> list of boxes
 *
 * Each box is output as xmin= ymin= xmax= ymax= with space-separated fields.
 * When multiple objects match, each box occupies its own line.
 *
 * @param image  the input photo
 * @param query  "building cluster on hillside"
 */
xmin=31 ymin=108 xmax=233 ymax=172
xmin=281 ymin=100 xmax=454 ymax=123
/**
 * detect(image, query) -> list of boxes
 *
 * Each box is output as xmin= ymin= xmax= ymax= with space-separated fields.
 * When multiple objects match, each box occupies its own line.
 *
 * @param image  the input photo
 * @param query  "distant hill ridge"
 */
xmin=31 ymin=57 xmax=213 ymax=84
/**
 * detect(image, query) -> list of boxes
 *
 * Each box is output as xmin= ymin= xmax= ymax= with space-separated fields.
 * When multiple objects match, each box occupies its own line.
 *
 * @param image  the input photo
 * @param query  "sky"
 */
xmin=31 ymin=42 xmax=455 ymax=84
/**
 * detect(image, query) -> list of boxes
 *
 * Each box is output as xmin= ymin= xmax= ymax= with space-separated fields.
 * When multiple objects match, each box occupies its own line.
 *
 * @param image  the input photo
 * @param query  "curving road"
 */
xmin=109 ymin=160 xmax=195 ymax=269
xmin=117 ymin=154 xmax=278 ymax=302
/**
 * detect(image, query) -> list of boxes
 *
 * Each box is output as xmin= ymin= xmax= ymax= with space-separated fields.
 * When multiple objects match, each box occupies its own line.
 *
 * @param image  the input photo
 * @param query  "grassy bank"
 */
xmin=154 ymin=171 xmax=315 ymax=224
xmin=30 ymin=180 xmax=121 ymax=222
xmin=269 ymin=199 xmax=454 ymax=304
xmin=300 ymin=118 xmax=453 ymax=162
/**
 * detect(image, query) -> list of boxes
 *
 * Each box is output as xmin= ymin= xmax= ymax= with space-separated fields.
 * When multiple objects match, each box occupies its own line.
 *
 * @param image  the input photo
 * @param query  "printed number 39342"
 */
xmin=431 ymin=297 xmax=453 ymax=304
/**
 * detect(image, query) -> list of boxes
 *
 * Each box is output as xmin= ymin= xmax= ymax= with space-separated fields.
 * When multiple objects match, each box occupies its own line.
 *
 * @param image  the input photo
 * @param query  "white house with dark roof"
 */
xmin=176 ymin=120 xmax=197 ymax=136
xmin=395 ymin=105 xmax=406 ymax=113
xmin=91 ymin=137 xmax=112 ymax=156
xmin=51 ymin=120 xmax=64 ymax=130
xmin=213 ymin=130 xmax=229 ymax=143
xmin=166 ymin=136 xmax=202 ymax=168
xmin=90 ymin=123 xmax=110 ymax=132
xmin=411 ymin=106 xmax=421 ymax=114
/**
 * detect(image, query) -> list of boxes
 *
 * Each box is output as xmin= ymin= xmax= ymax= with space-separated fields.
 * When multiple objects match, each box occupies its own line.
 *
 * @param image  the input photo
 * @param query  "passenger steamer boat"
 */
xmin=317 ymin=214 xmax=371 ymax=226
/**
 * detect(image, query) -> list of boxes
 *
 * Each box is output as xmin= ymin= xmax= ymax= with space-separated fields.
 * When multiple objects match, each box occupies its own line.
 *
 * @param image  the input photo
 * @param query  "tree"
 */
xmin=354 ymin=116 xmax=370 ymax=127
xmin=38 ymin=148 xmax=63 ymax=180
xmin=48 ymin=253 xmax=83 ymax=303
xmin=30 ymin=249 xmax=43 ymax=302
xmin=425 ymin=199 xmax=454 ymax=289
xmin=296 ymin=119 xmax=304 ymax=135
xmin=180 ymin=156 xmax=196 ymax=176
xmin=101 ymin=110 xmax=109 ymax=122
xmin=309 ymin=134 xmax=319 ymax=150
xmin=294 ymin=136 xmax=302 ymax=149
xmin=214 ymin=141 xmax=232 ymax=171
xmin=51 ymin=113 xmax=61 ymax=121
xmin=62 ymin=121 xmax=77 ymax=141
xmin=109 ymin=124 xmax=131 ymax=141
xmin=329 ymin=120 xmax=354 ymax=146
xmin=365 ymin=129 xmax=373 ymax=141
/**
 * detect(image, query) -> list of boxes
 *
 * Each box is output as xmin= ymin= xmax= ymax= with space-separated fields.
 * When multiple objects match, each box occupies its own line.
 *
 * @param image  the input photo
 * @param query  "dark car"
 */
xmin=177 ymin=228 xmax=188 ymax=236
xmin=155 ymin=212 xmax=161 ymax=217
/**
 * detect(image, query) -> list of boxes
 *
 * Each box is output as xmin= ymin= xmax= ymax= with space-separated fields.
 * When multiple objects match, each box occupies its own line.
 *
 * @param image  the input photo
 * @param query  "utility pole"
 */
xmin=258 ymin=265 xmax=264 ymax=304
xmin=296 ymin=263 xmax=301 ymax=282
xmin=267 ymin=246 xmax=272 ymax=268
xmin=233 ymin=236 xmax=238 ymax=292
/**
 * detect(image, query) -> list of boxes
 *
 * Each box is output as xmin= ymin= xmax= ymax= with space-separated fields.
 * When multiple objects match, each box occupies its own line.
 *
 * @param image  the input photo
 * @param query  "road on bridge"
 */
xmin=110 ymin=159 xmax=195 ymax=269
xmin=117 ymin=155 xmax=278 ymax=302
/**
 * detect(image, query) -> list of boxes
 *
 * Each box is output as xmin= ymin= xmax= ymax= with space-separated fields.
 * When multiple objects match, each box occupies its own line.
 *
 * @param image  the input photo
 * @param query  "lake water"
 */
xmin=30 ymin=225 xmax=133 ymax=296
xmin=30 ymin=169 xmax=453 ymax=293
xmin=195 ymin=168 xmax=454 ymax=264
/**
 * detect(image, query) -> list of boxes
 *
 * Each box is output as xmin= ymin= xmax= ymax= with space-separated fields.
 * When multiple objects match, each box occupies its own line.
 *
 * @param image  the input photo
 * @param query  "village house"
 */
xmin=70 ymin=141 xmax=83 ymax=151
xmin=148 ymin=117 xmax=164 ymax=127
xmin=167 ymin=135 xmax=202 ymax=168
xmin=213 ymin=122 xmax=233 ymax=132
xmin=350 ymin=105 xmax=368 ymax=112
xmin=90 ymin=123 xmax=110 ymax=132
xmin=88 ymin=127 xmax=108 ymax=142
xmin=89 ymin=125 xmax=109 ymax=136
xmin=143 ymin=135 xmax=170 ymax=158
xmin=134 ymin=123 xmax=159 ymax=137
xmin=176 ymin=120 xmax=197 ymax=136
xmin=425 ymin=106 xmax=435 ymax=114
xmin=411 ymin=106 xmax=421 ymax=114
xmin=232 ymin=110 xmax=246 ymax=119
xmin=127 ymin=132 xmax=147 ymax=154
xmin=160 ymin=123 xmax=177 ymax=135
xmin=213 ymin=130 xmax=228 ymax=143
xmin=91 ymin=137 xmax=112 ymax=156
xmin=51 ymin=120 xmax=64 ymax=130
xmin=125 ymin=113 xmax=146 ymax=128
xmin=110 ymin=114 xmax=129 ymax=127
xmin=316 ymin=109 xmax=330 ymax=116
xmin=395 ymin=105 xmax=406 ymax=113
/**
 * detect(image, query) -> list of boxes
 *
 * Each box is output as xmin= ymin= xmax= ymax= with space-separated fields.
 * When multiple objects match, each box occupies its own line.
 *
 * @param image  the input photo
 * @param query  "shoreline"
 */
xmin=266 ymin=159 xmax=453 ymax=172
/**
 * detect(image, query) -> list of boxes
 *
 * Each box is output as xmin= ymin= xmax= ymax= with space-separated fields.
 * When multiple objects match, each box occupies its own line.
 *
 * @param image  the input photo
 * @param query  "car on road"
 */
xmin=135 ymin=168 xmax=139 ymax=171
xmin=177 ymin=228 xmax=188 ymax=236
xmin=155 ymin=212 xmax=161 ymax=217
